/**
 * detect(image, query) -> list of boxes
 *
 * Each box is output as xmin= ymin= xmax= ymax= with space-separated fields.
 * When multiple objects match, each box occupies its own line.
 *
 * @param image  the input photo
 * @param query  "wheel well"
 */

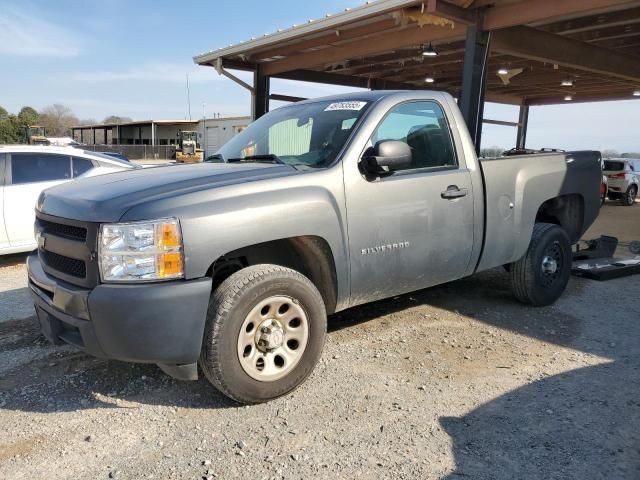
xmin=206 ymin=236 xmax=338 ymax=314
xmin=535 ymin=194 xmax=584 ymax=243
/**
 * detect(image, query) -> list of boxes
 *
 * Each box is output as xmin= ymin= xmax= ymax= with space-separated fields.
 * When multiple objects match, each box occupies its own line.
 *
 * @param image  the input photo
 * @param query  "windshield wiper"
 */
xmin=226 ymin=154 xmax=285 ymax=165
xmin=204 ymin=153 xmax=225 ymax=162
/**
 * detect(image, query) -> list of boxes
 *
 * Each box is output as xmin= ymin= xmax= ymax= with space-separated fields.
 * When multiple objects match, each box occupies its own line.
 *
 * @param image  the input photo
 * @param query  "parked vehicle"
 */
xmin=24 ymin=125 xmax=48 ymax=145
xmin=175 ymin=130 xmax=204 ymax=163
xmin=27 ymin=91 xmax=601 ymax=403
xmin=604 ymin=158 xmax=639 ymax=206
xmin=0 ymin=146 xmax=138 ymax=255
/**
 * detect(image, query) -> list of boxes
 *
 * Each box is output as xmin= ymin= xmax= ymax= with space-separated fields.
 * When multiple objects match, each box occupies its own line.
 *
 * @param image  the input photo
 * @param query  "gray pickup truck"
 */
xmin=27 ymin=91 xmax=601 ymax=403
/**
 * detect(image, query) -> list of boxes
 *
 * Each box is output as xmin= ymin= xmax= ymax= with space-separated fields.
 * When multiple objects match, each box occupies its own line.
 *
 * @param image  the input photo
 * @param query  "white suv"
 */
xmin=604 ymin=158 xmax=639 ymax=206
xmin=0 ymin=146 xmax=138 ymax=255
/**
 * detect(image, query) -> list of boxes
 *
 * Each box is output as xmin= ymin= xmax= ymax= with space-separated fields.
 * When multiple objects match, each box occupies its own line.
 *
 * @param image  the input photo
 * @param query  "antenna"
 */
xmin=186 ymin=73 xmax=192 ymax=121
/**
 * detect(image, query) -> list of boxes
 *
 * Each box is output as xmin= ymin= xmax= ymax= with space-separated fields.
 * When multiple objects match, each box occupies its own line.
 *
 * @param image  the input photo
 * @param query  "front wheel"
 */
xmin=200 ymin=264 xmax=327 ymax=404
xmin=622 ymin=185 xmax=637 ymax=206
xmin=509 ymin=223 xmax=572 ymax=306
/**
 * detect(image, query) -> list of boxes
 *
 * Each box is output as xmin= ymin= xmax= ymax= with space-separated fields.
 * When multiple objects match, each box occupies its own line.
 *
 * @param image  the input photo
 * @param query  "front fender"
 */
xmin=122 ymin=168 xmax=350 ymax=309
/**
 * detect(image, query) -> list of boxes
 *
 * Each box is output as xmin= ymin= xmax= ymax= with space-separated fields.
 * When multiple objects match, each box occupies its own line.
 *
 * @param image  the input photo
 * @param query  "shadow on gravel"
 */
xmin=0 ymin=252 xmax=30 ymax=268
xmin=434 ymin=274 xmax=639 ymax=479
xmin=330 ymin=269 xmax=640 ymax=479
xmin=0 ymin=317 xmax=238 ymax=413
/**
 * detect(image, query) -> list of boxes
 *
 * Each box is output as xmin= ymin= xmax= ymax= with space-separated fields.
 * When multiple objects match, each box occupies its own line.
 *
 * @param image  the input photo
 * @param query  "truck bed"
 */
xmin=476 ymin=151 xmax=602 ymax=272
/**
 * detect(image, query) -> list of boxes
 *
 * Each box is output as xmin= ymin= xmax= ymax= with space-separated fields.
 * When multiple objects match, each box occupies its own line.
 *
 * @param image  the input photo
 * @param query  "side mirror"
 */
xmin=361 ymin=140 xmax=412 ymax=176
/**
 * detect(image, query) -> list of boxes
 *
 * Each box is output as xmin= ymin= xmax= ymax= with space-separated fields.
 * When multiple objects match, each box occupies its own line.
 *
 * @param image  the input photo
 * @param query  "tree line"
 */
xmin=0 ymin=104 xmax=132 ymax=144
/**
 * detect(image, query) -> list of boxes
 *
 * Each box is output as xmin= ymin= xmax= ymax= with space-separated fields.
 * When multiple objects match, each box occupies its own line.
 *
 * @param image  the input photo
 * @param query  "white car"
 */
xmin=0 ymin=146 xmax=138 ymax=255
xmin=604 ymin=158 xmax=639 ymax=206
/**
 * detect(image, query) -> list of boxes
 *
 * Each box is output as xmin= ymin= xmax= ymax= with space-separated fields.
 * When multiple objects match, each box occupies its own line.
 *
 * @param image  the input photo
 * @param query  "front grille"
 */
xmin=36 ymin=212 xmax=99 ymax=288
xmin=41 ymin=251 xmax=86 ymax=278
xmin=37 ymin=219 xmax=87 ymax=242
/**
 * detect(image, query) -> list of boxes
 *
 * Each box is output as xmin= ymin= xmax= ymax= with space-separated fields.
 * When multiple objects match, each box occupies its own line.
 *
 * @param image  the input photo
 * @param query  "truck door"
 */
xmin=344 ymin=100 xmax=475 ymax=305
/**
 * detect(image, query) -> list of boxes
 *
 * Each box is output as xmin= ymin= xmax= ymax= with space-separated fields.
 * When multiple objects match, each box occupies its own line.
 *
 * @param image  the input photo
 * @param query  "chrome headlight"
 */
xmin=98 ymin=218 xmax=184 ymax=282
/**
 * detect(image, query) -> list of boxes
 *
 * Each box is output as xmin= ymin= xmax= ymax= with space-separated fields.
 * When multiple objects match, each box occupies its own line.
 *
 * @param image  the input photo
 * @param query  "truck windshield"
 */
xmin=216 ymin=99 xmax=370 ymax=168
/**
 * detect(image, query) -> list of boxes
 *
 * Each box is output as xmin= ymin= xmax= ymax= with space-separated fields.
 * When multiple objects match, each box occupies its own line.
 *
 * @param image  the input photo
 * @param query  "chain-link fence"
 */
xmin=82 ymin=145 xmax=176 ymax=161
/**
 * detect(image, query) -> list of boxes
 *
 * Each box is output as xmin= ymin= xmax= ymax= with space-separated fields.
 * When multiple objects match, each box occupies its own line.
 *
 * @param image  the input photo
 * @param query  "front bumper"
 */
xmin=27 ymin=254 xmax=212 ymax=379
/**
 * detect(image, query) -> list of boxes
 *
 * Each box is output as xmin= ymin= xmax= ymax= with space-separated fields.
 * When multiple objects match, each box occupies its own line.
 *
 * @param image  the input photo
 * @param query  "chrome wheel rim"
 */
xmin=237 ymin=295 xmax=309 ymax=382
xmin=629 ymin=188 xmax=637 ymax=203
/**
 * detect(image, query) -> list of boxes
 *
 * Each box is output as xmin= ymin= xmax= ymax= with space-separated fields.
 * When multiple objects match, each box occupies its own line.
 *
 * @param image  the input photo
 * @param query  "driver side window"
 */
xmin=371 ymin=101 xmax=457 ymax=171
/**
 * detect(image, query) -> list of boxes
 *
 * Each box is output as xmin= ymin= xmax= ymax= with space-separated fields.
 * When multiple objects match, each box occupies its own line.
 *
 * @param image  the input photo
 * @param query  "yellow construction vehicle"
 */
xmin=175 ymin=130 xmax=203 ymax=162
xmin=25 ymin=125 xmax=49 ymax=145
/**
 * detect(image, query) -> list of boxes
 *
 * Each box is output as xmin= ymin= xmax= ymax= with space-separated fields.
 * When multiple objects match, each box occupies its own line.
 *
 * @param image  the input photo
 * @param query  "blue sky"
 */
xmin=1 ymin=0 xmax=639 ymax=152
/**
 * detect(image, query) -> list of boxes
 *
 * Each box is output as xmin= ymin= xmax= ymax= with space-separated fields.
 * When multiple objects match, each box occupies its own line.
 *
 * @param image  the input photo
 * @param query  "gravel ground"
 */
xmin=0 ymin=255 xmax=32 ymax=322
xmin=0 ymin=205 xmax=639 ymax=479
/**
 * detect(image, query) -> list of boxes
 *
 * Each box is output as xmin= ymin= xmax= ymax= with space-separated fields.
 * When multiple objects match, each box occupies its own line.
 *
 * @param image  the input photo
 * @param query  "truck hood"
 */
xmin=38 ymin=162 xmax=297 ymax=222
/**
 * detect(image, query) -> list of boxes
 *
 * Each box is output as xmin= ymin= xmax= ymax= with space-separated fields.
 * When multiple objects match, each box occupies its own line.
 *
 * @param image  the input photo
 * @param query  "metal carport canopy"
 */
xmin=193 ymin=0 xmax=640 ymax=150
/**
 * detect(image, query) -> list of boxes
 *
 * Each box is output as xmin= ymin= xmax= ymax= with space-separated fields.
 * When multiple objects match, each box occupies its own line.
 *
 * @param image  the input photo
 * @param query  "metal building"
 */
xmin=71 ymin=116 xmax=250 ymax=159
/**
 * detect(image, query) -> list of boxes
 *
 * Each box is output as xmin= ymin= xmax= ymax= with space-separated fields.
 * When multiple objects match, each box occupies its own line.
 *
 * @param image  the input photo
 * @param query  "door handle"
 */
xmin=441 ymin=185 xmax=468 ymax=199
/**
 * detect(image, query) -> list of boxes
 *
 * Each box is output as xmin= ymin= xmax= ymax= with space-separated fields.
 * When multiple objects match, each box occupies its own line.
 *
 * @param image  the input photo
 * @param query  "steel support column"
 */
xmin=252 ymin=66 xmax=270 ymax=120
xmin=516 ymin=104 xmax=529 ymax=149
xmin=92 ymin=128 xmax=96 ymax=145
xmin=459 ymin=21 xmax=491 ymax=154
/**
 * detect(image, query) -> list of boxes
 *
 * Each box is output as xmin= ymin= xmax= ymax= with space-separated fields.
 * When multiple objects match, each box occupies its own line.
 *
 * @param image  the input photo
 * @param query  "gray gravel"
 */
xmin=0 ymin=254 xmax=33 ymax=322
xmin=1 ymin=267 xmax=638 ymax=479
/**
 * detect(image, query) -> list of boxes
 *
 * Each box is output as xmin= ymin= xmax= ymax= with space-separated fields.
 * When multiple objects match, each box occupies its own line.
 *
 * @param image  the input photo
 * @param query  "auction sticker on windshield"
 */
xmin=324 ymin=101 xmax=368 ymax=111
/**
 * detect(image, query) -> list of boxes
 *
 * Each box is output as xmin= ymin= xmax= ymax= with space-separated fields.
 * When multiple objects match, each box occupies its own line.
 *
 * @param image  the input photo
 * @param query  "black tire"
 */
xmin=509 ymin=223 xmax=572 ymax=307
xmin=200 ymin=264 xmax=326 ymax=404
xmin=622 ymin=185 xmax=637 ymax=206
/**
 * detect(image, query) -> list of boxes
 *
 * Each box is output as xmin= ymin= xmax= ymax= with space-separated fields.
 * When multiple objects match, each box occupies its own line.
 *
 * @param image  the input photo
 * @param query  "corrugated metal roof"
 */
xmin=193 ymin=0 xmax=421 ymax=65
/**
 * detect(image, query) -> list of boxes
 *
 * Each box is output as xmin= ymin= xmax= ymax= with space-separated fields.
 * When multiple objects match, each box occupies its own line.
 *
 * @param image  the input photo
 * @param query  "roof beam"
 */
xmin=261 ymin=24 xmax=466 ymax=76
xmin=426 ymin=0 xmax=476 ymax=25
xmin=483 ymin=119 xmax=520 ymax=127
xmin=576 ymin=23 xmax=640 ymax=42
xmin=491 ymin=25 xmax=640 ymax=82
xmin=269 ymin=93 xmax=307 ymax=103
xmin=272 ymin=69 xmax=429 ymax=91
xmin=543 ymin=6 xmax=640 ymax=34
xmin=251 ymin=19 xmax=400 ymax=61
xmin=526 ymin=93 xmax=640 ymax=104
xmin=484 ymin=0 xmax=640 ymax=30
xmin=328 ymin=43 xmax=465 ymax=74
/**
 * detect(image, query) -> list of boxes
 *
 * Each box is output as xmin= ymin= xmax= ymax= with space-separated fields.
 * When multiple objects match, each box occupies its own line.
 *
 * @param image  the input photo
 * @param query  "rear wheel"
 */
xmin=200 ymin=264 xmax=326 ymax=404
xmin=622 ymin=185 xmax=637 ymax=206
xmin=509 ymin=223 xmax=572 ymax=306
